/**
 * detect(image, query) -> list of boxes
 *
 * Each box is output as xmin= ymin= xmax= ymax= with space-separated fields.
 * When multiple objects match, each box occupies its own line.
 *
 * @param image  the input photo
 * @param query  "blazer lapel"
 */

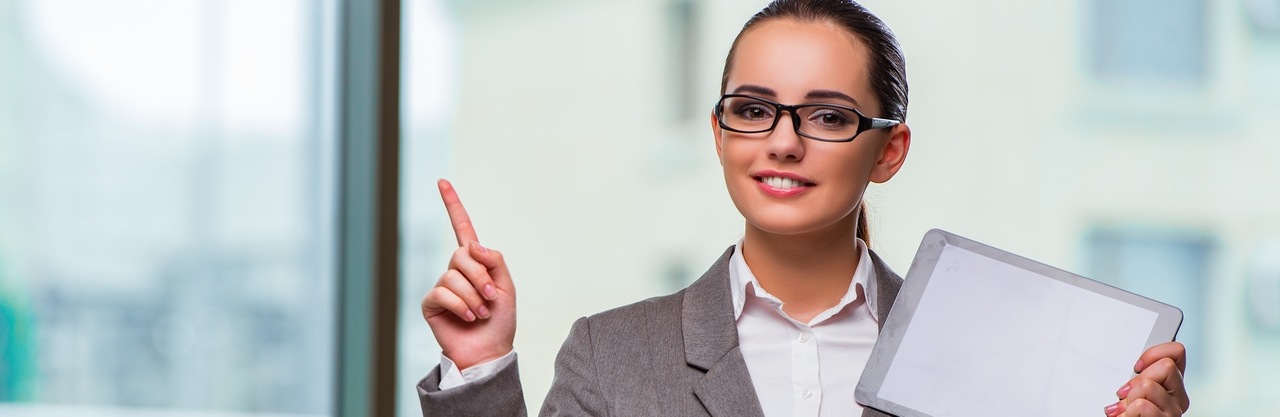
xmin=868 ymin=249 xmax=904 ymax=332
xmin=864 ymin=249 xmax=904 ymax=417
xmin=683 ymin=247 xmax=766 ymax=417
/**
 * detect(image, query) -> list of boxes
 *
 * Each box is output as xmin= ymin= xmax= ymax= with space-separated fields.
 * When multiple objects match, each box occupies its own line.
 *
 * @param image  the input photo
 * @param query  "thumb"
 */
xmin=468 ymin=241 xmax=514 ymax=292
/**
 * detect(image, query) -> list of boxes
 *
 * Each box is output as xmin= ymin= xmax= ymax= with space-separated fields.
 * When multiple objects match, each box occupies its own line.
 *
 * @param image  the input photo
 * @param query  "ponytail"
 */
xmin=856 ymin=201 xmax=871 ymax=247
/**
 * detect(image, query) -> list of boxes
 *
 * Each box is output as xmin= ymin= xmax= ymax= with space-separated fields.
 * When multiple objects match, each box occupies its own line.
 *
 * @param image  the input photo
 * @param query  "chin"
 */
xmin=743 ymin=208 xmax=845 ymax=236
xmin=735 ymin=195 xmax=861 ymax=236
xmin=727 ymin=181 xmax=861 ymax=236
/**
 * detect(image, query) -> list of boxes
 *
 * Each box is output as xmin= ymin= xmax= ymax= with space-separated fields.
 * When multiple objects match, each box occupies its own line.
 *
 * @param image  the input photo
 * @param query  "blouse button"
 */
xmin=801 ymin=389 xmax=813 ymax=399
xmin=798 ymin=333 xmax=810 ymax=343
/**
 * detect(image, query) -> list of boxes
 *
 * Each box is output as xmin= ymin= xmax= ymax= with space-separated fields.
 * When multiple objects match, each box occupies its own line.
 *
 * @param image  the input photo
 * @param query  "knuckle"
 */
xmin=461 ymin=263 xmax=488 ymax=281
xmin=1155 ymin=357 xmax=1177 ymax=372
xmin=450 ymin=246 xmax=470 ymax=263
xmin=439 ymin=269 xmax=462 ymax=286
xmin=423 ymin=287 xmax=449 ymax=306
xmin=441 ymin=272 xmax=482 ymax=303
xmin=1127 ymin=398 xmax=1154 ymax=413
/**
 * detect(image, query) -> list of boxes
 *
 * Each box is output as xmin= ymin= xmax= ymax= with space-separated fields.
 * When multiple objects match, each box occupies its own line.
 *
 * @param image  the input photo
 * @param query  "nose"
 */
xmin=765 ymin=110 xmax=805 ymax=162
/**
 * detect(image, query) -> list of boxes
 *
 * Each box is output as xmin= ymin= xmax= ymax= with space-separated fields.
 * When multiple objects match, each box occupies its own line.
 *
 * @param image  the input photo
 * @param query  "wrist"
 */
xmin=445 ymin=345 xmax=513 ymax=371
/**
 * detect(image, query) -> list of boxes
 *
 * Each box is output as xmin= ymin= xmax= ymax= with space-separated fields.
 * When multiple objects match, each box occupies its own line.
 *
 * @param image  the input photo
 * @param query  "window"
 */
xmin=666 ymin=0 xmax=700 ymax=122
xmin=395 ymin=0 xmax=455 ymax=415
xmin=1244 ymin=0 xmax=1280 ymax=34
xmin=1247 ymin=243 xmax=1280 ymax=333
xmin=0 ymin=0 xmax=338 ymax=415
xmin=1085 ymin=227 xmax=1213 ymax=381
xmin=1086 ymin=0 xmax=1208 ymax=88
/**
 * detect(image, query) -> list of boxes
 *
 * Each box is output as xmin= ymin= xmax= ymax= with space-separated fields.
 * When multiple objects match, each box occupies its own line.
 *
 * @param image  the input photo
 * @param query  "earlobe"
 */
xmin=869 ymin=123 xmax=911 ymax=183
xmin=712 ymin=113 xmax=725 ymax=166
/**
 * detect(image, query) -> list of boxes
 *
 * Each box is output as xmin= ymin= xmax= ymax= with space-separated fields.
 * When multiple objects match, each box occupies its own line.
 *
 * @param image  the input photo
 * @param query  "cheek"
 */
xmin=821 ymin=142 xmax=878 ymax=180
xmin=719 ymin=140 xmax=756 ymax=174
xmin=816 ymin=147 xmax=879 ymax=203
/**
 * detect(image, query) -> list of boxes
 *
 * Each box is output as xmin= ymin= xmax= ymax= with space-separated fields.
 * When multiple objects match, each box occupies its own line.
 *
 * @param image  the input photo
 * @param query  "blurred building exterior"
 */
xmin=0 ymin=0 xmax=335 ymax=415
xmin=1 ymin=0 xmax=1277 ymax=416
xmin=406 ymin=0 xmax=1280 ymax=415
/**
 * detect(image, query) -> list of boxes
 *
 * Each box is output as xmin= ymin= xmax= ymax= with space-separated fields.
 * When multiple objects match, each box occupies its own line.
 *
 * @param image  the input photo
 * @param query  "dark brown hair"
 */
xmin=719 ymin=0 xmax=908 ymax=246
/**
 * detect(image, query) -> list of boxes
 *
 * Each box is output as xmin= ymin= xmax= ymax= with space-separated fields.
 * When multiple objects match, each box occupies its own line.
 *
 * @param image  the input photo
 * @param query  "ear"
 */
xmin=869 ymin=123 xmax=910 ymax=183
xmin=712 ymin=112 xmax=725 ymax=166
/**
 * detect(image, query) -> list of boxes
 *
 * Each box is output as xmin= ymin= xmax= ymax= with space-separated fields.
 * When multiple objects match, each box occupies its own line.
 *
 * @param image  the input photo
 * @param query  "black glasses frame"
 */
xmin=713 ymin=94 xmax=900 ymax=142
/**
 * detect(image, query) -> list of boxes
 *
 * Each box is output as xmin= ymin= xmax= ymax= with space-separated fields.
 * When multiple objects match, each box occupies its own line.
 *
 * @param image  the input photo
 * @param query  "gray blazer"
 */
xmin=418 ymin=245 xmax=904 ymax=417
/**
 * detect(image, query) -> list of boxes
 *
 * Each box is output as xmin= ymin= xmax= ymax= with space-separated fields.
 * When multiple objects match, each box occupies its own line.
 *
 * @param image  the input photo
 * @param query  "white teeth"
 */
xmin=761 ymin=176 xmax=803 ymax=190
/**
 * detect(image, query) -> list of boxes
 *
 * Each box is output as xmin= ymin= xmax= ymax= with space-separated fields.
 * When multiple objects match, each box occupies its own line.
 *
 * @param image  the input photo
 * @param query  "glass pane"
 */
xmin=0 ymin=0 xmax=337 ymax=415
xmin=1087 ymin=0 xmax=1207 ymax=87
xmin=1086 ymin=228 xmax=1213 ymax=381
xmin=396 ymin=0 xmax=455 ymax=415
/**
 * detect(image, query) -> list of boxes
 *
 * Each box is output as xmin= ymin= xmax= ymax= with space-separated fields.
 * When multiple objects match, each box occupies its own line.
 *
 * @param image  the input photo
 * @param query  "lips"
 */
xmin=752 ymin=170 xmax=815 ymax=197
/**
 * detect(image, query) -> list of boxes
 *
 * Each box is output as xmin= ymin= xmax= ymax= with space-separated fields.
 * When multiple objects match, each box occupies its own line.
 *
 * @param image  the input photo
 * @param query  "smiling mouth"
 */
xmin=754 ymin=175 xmax=816 ymax=190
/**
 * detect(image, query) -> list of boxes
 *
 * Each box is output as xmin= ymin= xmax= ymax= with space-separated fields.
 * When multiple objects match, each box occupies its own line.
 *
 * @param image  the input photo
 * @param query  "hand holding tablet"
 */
xmin=855 ymin=230 xmax=1185 ymax=417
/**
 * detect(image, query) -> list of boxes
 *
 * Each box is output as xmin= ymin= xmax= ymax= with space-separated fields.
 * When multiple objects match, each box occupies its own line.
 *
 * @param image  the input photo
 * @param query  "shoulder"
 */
xmin=577 ymin=245 xmax=735 ymax=332
xmin=573 ymin=289 xmax=687 ymax=346
xmin=567 ymin=245 xmax=736 ymax=352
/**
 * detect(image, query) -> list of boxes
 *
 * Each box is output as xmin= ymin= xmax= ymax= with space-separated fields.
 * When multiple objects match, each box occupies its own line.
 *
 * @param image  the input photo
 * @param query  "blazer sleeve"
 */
xmin=417 ymin=357 xmax=529 ymax=417
xmin=417 ymin=317 xmax=608 ymax=417
xmin=539 ymin=316 xmax=610 ymax=416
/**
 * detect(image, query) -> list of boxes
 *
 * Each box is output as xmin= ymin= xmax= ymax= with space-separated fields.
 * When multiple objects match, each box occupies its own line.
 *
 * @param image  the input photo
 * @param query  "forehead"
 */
xmin=727 ymin=19 xmax=872 ymax=104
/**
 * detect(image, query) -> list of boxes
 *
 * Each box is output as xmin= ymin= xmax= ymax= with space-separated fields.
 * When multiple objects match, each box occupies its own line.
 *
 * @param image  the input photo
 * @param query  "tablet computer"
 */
xmin=854 ymin=229 xmax=1183 ymax=417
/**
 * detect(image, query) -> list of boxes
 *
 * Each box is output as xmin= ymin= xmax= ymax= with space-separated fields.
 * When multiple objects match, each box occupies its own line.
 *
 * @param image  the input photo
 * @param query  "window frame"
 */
xmin=335 ymin=0 xmax=402 ymax=416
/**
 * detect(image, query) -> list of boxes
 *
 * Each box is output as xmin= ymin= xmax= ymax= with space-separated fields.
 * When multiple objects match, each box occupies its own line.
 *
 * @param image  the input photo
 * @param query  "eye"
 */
xmin=734 ymin=103 xmax=774 ymax=121
xmin=807 ymin=107 xmax=856 ymax=130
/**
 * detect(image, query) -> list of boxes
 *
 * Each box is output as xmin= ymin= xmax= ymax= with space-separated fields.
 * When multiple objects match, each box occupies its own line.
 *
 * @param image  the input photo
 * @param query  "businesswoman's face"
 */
xmin=713 ymin=18 xmax=909 ymax=238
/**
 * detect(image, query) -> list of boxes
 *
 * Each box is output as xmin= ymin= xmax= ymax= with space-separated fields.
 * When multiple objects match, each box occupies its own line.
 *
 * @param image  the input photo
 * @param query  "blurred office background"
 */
xmin=1 ymin=0 xmax=1278 ymax=416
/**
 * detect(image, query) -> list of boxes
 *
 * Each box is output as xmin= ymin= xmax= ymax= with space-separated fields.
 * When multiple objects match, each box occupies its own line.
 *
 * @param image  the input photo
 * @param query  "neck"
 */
xmin=741 ymin=217 xmax=863 ymax=323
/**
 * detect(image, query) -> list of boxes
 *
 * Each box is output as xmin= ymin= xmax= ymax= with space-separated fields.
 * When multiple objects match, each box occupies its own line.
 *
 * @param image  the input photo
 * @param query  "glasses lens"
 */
xmin=719 ymin=96 xmax=776 ymax=132
xmin=796 ymin=105 xmax=861 ymax=141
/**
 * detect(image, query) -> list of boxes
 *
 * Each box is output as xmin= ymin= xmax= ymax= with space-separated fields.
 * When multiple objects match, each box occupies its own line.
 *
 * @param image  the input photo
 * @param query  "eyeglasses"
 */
xmin=714 ymin=94 xmax=900 ymax=142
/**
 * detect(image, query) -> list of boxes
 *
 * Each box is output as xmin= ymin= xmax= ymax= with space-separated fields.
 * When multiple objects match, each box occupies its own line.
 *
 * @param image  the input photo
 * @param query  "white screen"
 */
xmin=878 ymin=245 xmax=1158 ymax=417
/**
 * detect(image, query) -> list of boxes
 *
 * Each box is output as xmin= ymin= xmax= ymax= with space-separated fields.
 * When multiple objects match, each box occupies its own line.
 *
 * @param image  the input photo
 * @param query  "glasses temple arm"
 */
xmin=867 ymin=118 xmax=900 ymax=130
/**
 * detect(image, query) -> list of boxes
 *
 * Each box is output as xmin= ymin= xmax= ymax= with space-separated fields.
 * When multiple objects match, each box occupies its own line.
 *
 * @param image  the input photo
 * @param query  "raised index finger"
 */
xmin=438 ymin=179 xmax=479 ymax=246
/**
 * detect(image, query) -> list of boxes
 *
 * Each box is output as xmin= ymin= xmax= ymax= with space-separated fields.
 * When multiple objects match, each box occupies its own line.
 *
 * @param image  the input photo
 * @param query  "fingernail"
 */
xmin=478 ymin=305 xmax=491 ymax=319
xmin=1103 ymin=402 xmax=1120 ymax=416
xmin=464 ymin=310 xmax=476 ymax=322
xmin=1116 ymin=383 xmax=1131 ymax=398
xmin=483 ymin=284 xmax=497 ymax=300
xmin=1134 ymin=358 xmax=1144 ymax=372
xmin=473 ymin=241 xmax=488 ymax=253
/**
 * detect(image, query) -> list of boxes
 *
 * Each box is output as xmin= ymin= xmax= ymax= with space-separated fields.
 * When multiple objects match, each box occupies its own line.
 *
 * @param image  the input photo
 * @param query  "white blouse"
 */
xmin=730 ymin=239 xmax=881 ymax=417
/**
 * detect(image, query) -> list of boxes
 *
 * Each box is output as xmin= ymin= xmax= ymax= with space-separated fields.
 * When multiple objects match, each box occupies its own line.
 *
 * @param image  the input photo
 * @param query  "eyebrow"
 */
xmin=805 ymin=90 xmax=860 ymax=106
xmin=731 ymin=84 xmax=861 ymax=106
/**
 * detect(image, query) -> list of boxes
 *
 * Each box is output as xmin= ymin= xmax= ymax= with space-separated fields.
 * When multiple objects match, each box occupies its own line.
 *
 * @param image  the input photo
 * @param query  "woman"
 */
xmin=417 ymin=1 xmax=1190 ymax=416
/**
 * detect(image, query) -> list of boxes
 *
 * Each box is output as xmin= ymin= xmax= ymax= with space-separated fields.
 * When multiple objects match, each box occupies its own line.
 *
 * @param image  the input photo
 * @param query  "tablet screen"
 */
xmin=876 ymin=244 xmax=1158 ymax=416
